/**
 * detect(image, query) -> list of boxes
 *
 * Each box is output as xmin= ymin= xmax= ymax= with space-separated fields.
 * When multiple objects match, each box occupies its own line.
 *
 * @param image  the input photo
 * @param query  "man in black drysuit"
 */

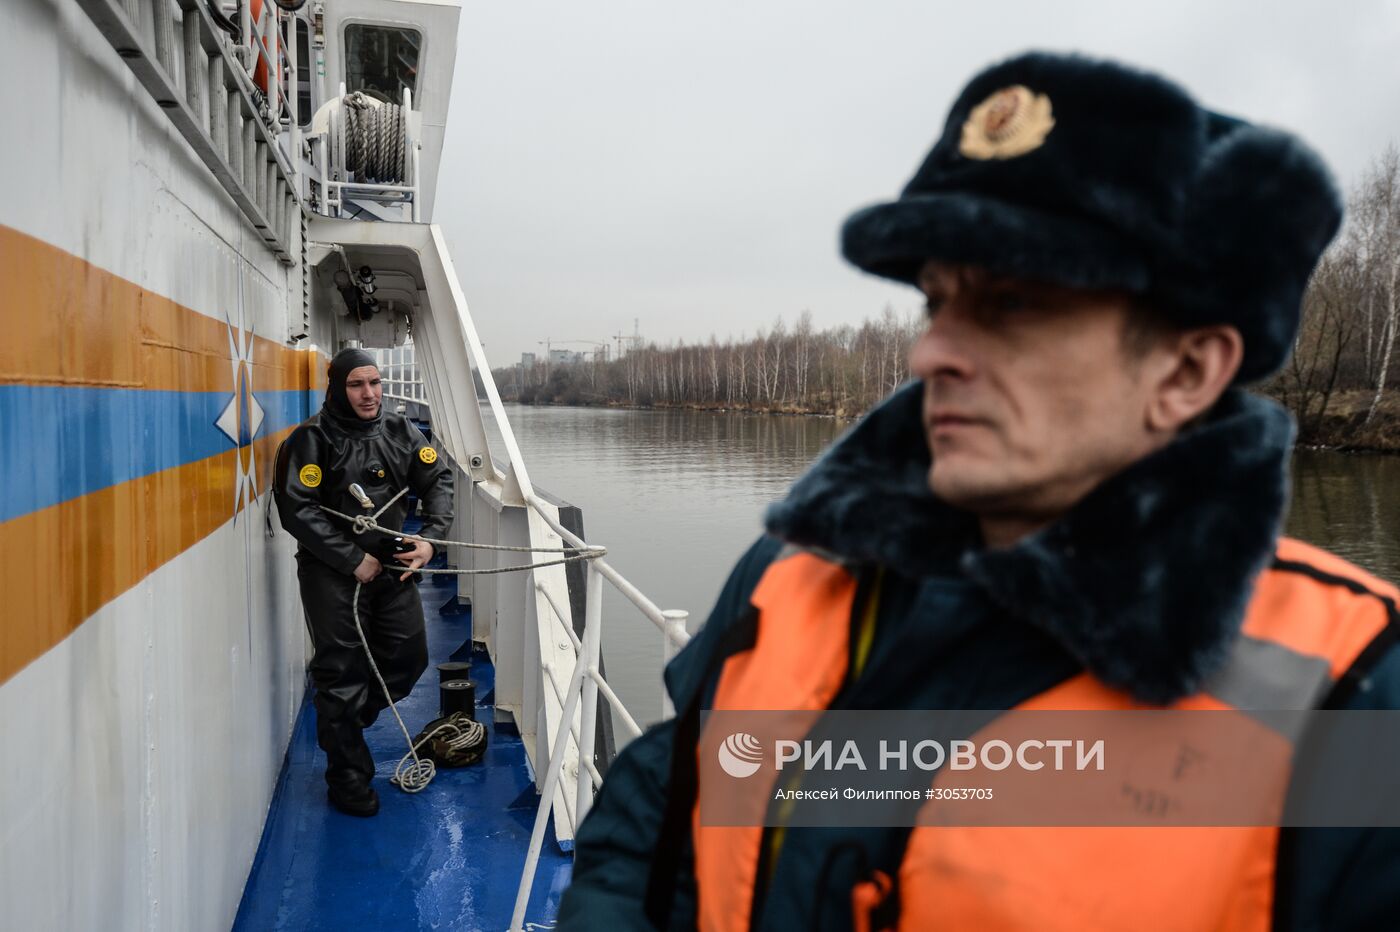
xmin=274 ymin=348 xmax=454 ymax=817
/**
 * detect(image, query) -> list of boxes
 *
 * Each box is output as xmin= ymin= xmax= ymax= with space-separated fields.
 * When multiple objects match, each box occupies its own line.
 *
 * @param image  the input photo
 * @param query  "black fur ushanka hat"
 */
xmin=841 ymin=51 xmax=1343 ymax=383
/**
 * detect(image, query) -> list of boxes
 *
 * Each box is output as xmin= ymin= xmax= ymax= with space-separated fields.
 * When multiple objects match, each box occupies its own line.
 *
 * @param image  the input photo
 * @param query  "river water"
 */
xmin=486 ymin=404 xmax=1400 ymax=729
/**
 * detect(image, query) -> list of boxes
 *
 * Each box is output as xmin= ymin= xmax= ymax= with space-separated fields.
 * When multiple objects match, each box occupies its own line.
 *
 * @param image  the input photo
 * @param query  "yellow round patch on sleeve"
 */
xmin=298 ymin=464 xmax=323 ymax=488
xmin=418 ymin=446 xmax=438 ymax=465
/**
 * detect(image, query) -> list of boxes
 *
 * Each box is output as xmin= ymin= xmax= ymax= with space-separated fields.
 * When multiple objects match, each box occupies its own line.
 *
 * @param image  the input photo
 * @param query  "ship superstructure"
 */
xmin=0 ymin=1 xmax=682 ymax=927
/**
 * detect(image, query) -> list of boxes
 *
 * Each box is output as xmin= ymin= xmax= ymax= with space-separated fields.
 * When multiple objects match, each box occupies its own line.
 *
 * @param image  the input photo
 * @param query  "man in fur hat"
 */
xmin=559 ymin=52 xmax=1400 ymax=930
xmin=274 ymin=348 xmax=453 ymax=817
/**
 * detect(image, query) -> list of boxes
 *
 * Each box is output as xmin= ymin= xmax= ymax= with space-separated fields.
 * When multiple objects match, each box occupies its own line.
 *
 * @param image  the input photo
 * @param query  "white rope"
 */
xmin=350 ymin=580 xmax=435 ymax=792
xmin=335 ymin=488 xmax=595 ymax=794
xmin=412 ymin=713 xmax=487 ymax=759
xmin=322 ymin=503 xmax=600 ymax=554
xmin=320 ymin=490 xmax=606 ymax=575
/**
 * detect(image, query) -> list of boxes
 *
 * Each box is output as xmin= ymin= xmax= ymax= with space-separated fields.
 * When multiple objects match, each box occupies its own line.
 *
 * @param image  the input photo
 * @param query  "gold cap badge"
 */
xmin=959 ymin=85 xmax=1055 ymax=161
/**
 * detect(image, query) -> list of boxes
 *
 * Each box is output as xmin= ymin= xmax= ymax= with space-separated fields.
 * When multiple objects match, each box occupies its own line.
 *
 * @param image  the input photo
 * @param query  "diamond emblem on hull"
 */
xmin=217 ymin=306 xmax=267 ymax=517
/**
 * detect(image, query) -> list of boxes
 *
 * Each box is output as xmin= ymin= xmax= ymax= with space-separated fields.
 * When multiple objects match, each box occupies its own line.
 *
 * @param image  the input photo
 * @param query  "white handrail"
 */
xmin=535 ymin=582 xmax=582 ymax=652
xmin=427 ymin=226 xmax=536 ymax=502
xmin=540 ymin=662 xmax=603 ymax=789
xmin=575 ymin=554 xmax=605 ymax=824
xmin=512 ymin=646 xmax=589 ymax=932
xmin=534 ymin=580 xmax=642 ymax=749
xmin=381 ymin=379 xmax=690 ymax=636
xmin=525 ymin=491 xmax=691 ymax=649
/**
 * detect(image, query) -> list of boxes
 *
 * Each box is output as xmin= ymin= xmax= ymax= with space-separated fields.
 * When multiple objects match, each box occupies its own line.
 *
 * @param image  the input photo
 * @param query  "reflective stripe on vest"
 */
xmin=691 ymin=538 xmax=1398 ymax=932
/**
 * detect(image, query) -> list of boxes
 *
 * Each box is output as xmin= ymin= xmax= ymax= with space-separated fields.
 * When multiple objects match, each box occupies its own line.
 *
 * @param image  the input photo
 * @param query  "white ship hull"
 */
xmin=1 ymin=0 xmax=326 ymax=926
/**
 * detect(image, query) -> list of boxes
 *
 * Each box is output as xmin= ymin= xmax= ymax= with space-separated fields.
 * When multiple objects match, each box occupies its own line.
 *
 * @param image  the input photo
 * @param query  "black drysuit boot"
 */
xmin=298 ymin=554 xmax=429 ymax=813
xmin=327 ymin=771 xmax=380 ymax=818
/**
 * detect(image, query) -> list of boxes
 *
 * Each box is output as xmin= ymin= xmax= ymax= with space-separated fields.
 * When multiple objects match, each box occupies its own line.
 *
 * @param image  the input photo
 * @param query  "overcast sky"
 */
xmin=432 ymin=1 xmax=1400 ymax=369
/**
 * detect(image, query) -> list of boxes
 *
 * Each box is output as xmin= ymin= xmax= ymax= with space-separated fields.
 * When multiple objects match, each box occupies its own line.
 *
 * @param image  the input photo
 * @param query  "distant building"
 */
xmin=548 ymin=349 xmax=592 ymax=366
xmin=521 ymin=352 xmax=536 ymax=370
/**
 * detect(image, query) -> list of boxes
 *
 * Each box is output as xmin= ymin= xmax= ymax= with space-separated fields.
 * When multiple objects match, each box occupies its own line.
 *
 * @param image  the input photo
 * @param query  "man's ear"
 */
xmin=1145 ymin=325 xmax=1244 ymax=433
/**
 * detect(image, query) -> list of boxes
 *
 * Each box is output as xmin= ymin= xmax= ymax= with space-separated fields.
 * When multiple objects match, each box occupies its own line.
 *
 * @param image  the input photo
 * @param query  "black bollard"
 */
xmin=436 ymin=661 xmax=471 ymax=684
xmin=440 ymin=679 xmax=476 ymax=720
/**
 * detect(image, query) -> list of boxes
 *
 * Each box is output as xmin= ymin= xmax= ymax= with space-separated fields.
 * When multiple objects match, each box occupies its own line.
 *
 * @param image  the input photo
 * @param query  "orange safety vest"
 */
xmin=690 ymin=538 xmax=1397 ymax=932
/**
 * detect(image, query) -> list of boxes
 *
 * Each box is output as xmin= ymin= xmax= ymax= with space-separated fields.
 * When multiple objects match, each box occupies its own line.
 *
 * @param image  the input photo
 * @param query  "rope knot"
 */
xmin=351 ymin=514 xmax=379 ymax=535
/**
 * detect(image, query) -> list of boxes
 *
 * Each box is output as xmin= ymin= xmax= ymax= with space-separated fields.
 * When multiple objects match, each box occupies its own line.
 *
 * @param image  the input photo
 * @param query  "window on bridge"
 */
xmin=344 ymin=24 xmax=422 ymax=107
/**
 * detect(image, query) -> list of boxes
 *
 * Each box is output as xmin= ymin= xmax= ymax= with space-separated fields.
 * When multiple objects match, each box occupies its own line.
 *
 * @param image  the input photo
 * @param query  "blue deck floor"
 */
xmin=234 ymin=548 xmax=572 ymax=930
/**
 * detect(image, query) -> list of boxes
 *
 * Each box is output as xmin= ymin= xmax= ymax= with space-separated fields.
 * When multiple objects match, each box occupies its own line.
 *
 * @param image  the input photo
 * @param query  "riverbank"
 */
xmin=1286 ymin=390 xmax=1400 ymax=453
xmin=503 ymin=391 xmax=1400 ymax=452
xmin=505 ymin=395 xmax=860 ymax=421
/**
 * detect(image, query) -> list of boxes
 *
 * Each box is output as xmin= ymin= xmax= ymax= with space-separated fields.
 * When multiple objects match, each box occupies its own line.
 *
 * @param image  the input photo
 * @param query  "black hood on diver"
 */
xmin=324 ymin=347 xmax=381 ymax=430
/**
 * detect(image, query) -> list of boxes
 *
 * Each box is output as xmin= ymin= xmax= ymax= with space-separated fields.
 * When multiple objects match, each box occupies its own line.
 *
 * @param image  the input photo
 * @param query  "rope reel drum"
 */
xmin=311 ymin=92 xmax=411 ymax=185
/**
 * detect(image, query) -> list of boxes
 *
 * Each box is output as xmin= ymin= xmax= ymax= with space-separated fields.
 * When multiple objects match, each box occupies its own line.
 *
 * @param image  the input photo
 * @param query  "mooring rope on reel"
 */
xmin=342 ymin=91 xmax=408 ymax=183
xmin=331 ymin=487 xmax=602 ymax=794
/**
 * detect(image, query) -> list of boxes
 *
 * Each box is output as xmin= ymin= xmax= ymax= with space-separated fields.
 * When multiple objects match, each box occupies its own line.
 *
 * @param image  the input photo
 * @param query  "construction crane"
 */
xmin=613 ymin=319 xmax=643 ymax=360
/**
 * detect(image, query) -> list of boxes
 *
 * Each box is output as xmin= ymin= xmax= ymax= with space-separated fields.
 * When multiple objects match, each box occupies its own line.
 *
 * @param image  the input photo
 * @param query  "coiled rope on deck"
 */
xmin=329 ymin=488 xmax=603 ymax=793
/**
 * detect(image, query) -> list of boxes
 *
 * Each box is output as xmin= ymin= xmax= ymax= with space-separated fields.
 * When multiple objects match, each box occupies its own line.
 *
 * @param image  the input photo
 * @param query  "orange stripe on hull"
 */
xmin=0 ymin=223 xmax=310 ymax=392
xmin=0 ymin=424 xmax=296 ymax=687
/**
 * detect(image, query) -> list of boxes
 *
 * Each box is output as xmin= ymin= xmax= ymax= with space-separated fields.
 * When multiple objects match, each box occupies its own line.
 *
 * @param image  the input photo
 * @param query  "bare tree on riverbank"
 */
xmin=1270 ymin=250 xmax=1362 ymax=435
xmin=1260 ymin=143 xmax=1400 ymax=447
xmin=1352 ymin=146 xmax=1400 ymax=425
xmin=499 ymin=306 xmax=924 ymax=417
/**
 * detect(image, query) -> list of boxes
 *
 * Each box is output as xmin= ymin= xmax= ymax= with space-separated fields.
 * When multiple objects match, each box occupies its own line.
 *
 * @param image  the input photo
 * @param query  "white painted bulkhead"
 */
xmin=0 ymin=0 xmax=325 ymax=928
xmin=1 ymin=524 xmax=306 ymax=931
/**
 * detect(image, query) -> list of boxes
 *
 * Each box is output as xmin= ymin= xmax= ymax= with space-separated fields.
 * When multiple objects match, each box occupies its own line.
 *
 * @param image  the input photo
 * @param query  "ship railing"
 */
xmin=80 ymin=0 xmax=425 ymax=249
xmin=508 ymin=495 xmax=690 ymax=931
xmin=382 ymin=391 xmax=432 ymax=425
xmin=524 ymin=492 xmax=692 ymax=724
xmin=76 ymin=0 xmax=301 ymax=262
xmin=238 ymin=0 xmax=292 ymax=129
xmin=383 ymin=379 xmax=427 ymax=402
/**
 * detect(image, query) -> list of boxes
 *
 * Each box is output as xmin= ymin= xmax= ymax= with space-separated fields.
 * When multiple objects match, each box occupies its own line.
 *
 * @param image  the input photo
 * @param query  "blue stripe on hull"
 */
xmin=0 ymin=386 xmax=311 ymax=523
